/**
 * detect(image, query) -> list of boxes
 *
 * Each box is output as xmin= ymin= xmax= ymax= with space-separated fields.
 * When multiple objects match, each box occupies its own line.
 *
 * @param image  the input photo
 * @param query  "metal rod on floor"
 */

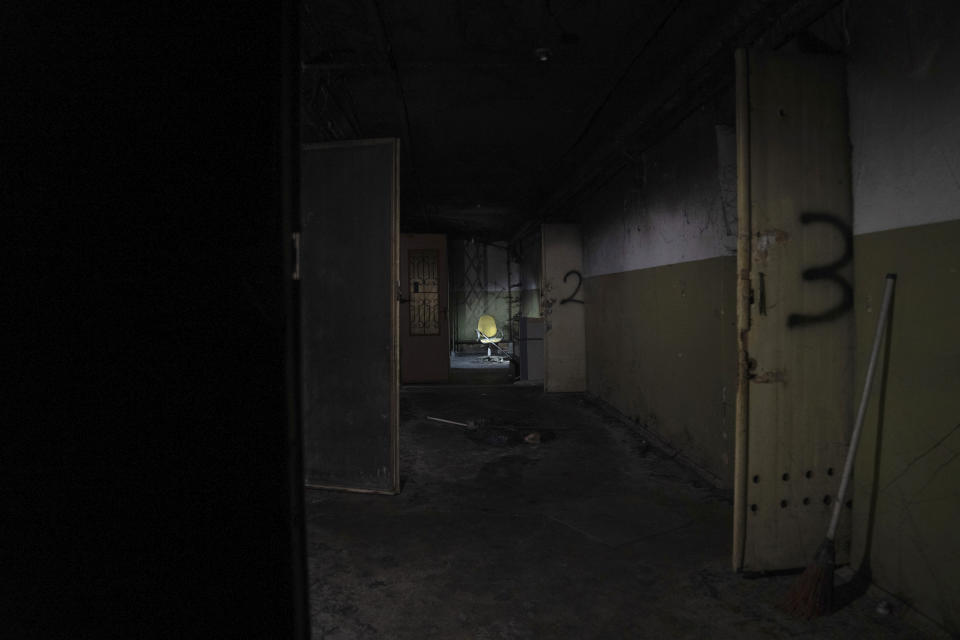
xmin=426 ymin=416 xmax=471 ymax=427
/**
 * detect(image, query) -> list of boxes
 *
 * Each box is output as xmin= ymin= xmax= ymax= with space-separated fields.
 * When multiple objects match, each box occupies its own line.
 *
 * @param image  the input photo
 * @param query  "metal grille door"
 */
xmin=409 ymin=250 xmax=440 ymax=335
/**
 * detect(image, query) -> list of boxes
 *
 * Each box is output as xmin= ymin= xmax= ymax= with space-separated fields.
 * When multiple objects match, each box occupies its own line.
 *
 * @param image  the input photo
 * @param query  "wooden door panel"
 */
xmin=739 ymin=52 xmax=855 ymax=569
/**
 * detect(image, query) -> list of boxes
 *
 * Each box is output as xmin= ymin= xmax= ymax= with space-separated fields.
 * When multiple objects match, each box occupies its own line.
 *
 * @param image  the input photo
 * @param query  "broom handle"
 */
xmin=827 ymin=274 xmax=896 ymax=540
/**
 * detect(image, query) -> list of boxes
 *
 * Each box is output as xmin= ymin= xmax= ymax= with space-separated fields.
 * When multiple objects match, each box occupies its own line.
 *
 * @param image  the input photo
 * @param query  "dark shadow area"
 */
xmin=9 ymin=4 xmax=307 ymax=638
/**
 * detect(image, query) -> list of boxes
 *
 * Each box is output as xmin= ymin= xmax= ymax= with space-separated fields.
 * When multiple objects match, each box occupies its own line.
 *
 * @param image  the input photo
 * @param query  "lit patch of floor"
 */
xmin=450 ymin=349 xmax=511 ymax=369
xmin=448 ymin=349 xmax=514 ymax=385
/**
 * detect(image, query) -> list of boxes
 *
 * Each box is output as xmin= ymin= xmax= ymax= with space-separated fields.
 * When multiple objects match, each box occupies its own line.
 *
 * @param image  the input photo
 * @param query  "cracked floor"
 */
xmin=306 ymin=385 xmax=946 ymax=639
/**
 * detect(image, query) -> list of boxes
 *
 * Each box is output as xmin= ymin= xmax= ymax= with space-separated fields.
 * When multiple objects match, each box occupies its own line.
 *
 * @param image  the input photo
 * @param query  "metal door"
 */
xmin=399 ymin=233 xmax=450 ymax=383
xmin=734 ymin=51 xmax=855 ymax=569
xmin=300 ymin=139 xmax=399 ymax=494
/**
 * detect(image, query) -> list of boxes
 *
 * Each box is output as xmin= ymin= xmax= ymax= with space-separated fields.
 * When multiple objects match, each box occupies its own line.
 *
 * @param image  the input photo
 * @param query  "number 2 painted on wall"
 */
xmin=560 ymin=270 xmax=584 ymax=305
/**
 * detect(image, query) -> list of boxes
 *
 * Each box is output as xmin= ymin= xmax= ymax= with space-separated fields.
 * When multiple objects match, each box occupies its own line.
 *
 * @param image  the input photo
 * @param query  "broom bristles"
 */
xmin=778 ymin=538 xmax=835 ymax=618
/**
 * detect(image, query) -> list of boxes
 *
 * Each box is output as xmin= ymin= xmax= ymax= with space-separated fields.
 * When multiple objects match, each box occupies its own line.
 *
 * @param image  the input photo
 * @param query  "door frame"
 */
xmin=732 ymin=48 xmax=751 ymax=572
xmin=399 ymin=233 xmax=451 ymax=384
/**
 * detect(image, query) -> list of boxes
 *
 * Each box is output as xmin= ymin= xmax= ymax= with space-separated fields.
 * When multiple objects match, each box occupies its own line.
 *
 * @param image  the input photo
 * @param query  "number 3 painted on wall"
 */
xmin=786 ymin=212 xmax=853 ymax=328
xmin=560 ymin=270 xmax=584 ymax=305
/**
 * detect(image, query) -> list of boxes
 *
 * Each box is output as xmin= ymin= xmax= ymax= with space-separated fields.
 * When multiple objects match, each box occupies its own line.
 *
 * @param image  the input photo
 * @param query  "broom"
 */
xmin=780 ymin=273 xmax=897 ymax=618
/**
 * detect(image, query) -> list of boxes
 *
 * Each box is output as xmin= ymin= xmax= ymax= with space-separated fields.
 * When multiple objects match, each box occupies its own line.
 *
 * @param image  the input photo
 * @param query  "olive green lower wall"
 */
xmin=584 ymin=255 xmax=737 ymax=487
xmin=851 ymin=219 xmax=960 ymax=634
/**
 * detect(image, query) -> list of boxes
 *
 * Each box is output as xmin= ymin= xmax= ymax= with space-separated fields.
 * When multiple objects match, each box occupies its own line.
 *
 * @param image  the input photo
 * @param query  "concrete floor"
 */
xmin=450 ymin=349 xmax=513 ymax=369
xmin=306 ymin=385 xmax=946 ymax=639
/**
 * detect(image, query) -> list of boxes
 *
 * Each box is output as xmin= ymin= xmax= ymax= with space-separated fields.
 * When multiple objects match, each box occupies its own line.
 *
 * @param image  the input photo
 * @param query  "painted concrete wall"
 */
xmin=586 ymin=258 xmax=737 ymax=484
xmin=541 ymin=224 xmax=586 ymax=392
xmin=518 ymin=230 xmax=541 ymax=318
xmin=848 ymin=2 xmax=960 ymax=236
xmin=846 ymin=1 xmax=960 ymax=632
xmin=579 ymin=106 xmax=738 ymax=487
xmin=582 ymin=116 xmax=737 ymax=276
xmin=570 ymin=4 xmax=958 ymax=626
xmin=852 ymin=223 xmax=960 ymax=632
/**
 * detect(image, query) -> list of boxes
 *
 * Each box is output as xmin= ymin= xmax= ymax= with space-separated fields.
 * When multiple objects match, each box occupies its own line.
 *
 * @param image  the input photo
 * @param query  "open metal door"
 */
xmin=300 ymin=139 xmax=400 ymax=494
xmin=733 ymin=51 xmax=855 ymax=570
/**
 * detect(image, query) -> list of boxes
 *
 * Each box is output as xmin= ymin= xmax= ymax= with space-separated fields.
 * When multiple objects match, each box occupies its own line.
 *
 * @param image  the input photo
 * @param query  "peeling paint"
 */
xmin=753 ymin=228 xmax=790 ymax=264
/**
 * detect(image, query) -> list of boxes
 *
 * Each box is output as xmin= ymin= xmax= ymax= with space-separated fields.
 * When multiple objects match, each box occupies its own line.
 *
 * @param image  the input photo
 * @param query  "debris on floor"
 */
xmin=426 ymin=415 xmax=554 ymax=447
xmin=426 ymin=415 xmax=476 ymax=429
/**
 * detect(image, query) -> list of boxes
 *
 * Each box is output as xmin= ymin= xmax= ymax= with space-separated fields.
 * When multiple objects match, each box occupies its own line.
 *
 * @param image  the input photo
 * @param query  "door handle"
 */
xmin=758 ymin=272 xmax=767 ymax=316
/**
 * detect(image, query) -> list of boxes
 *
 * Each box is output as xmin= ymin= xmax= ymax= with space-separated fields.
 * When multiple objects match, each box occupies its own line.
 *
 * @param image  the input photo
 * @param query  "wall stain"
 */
xmin=754 ymin=228 xmax=790 ymax=265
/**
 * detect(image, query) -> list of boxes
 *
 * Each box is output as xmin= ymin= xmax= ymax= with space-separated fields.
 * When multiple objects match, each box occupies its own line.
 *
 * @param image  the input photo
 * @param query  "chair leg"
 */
xmin=487 ymin=346 xmax=492 ymax=357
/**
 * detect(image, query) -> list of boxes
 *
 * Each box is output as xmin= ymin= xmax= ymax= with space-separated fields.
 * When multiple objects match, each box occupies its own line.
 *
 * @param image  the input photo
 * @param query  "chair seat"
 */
xmin=479 ymin=336 xmax=502 ymax=344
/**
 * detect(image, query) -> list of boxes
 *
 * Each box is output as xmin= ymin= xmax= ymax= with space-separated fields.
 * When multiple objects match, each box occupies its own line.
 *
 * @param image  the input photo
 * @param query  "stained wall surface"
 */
xmin=846 ymin=1 xmax=960 ymax=632
xmin=518 ymin=230 xmax=542 ymax=318
xmin=579 ymin=106 xmax=738 ymax=487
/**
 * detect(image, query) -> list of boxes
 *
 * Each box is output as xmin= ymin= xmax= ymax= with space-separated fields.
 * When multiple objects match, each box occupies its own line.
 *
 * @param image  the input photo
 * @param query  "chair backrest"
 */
xmin=477 ymin=315 xmax=497 ymax=338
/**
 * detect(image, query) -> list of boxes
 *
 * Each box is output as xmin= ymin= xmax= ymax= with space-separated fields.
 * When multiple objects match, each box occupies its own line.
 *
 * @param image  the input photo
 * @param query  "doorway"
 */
xmin=400 ymin=233 xmax=450 ymax=383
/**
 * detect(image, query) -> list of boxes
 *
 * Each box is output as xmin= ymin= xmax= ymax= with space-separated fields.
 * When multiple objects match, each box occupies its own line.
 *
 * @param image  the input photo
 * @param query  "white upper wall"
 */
xmin=484 ymin=242 xmax=509 ymax=291
xmin=519 ymin=232 xmax=540 ymax=292
xmin=848 ymin=1 xmax=960 ymax=235
xmin=579 ymin=5 xmax=960 ymax=273
xmin=581 ymin=109 xmax=737 ymax=278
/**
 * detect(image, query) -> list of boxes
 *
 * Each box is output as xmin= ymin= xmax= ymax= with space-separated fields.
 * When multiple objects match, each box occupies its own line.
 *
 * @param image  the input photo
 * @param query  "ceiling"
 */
xmin=301 ymin=0 xmax=837 ymax=239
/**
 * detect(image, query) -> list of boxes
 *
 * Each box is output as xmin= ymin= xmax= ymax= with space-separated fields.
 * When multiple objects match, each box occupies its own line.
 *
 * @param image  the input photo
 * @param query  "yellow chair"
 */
xmin=477 ymin=315 xmax=509 ymax=361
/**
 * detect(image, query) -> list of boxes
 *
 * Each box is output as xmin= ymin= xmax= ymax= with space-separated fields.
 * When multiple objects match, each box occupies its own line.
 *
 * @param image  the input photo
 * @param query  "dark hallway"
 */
xmin=11 ymin=0 xmax=960 ymax=637
xmin=306 ymin=386 xmax=943 ymax=639
xmin=297 ymin=0 xmax=960 ymax=635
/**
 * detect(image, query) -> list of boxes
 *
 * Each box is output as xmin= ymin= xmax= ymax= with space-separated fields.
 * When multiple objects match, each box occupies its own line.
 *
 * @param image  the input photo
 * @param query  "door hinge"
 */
xmin=292 ymin=231 xmax=301 ymax=281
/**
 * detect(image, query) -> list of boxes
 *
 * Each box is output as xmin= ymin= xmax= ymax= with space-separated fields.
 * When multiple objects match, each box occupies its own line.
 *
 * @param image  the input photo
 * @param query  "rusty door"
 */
xmin=734 ymin=51 xmax=855 ymax=570
xmin=399 ymin=233 xmax=450 ymax=383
